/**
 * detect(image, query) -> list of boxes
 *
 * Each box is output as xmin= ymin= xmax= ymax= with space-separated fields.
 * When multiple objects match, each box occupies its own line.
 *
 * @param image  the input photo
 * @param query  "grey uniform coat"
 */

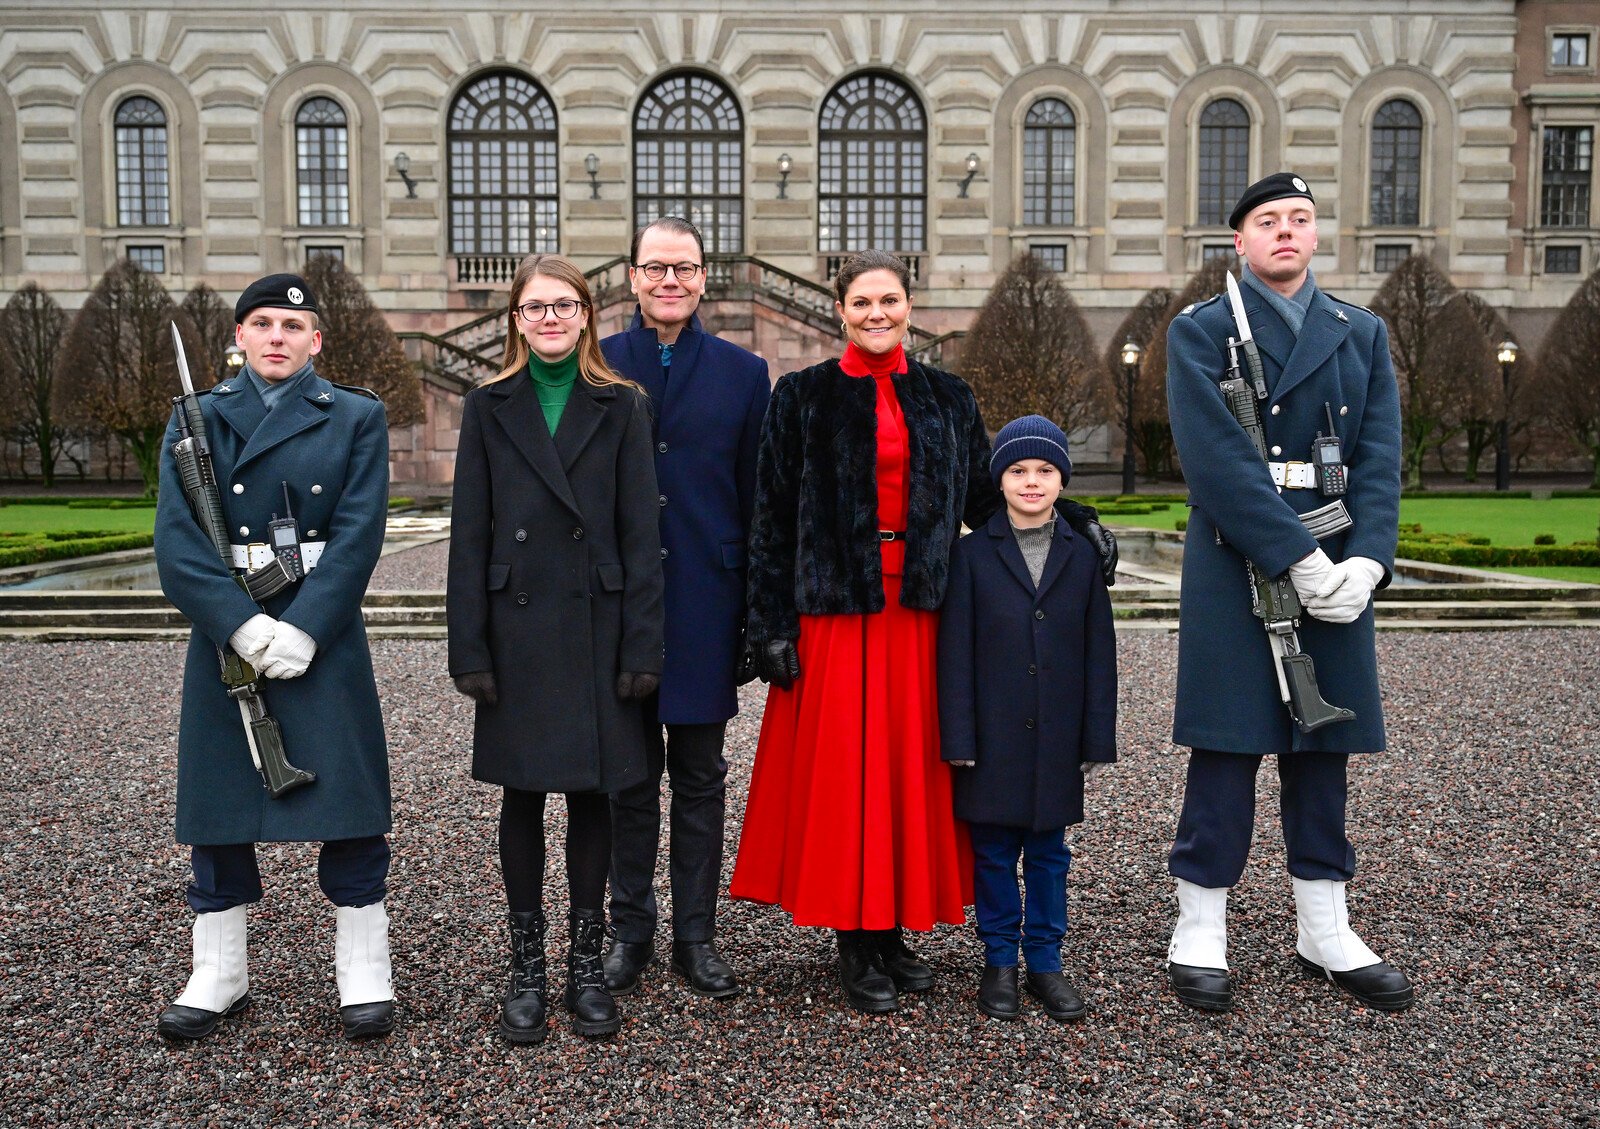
xmin=1166 ymin=282 xmax=1402 ymax=755
xmin=155 ymin=370 xmax=392 ymax=845
xmin=447 ymin=372 xmax=665 ymax=794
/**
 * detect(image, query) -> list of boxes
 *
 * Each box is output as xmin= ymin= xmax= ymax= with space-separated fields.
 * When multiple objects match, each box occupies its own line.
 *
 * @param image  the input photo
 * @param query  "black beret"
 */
xmin=234 ymin=273 xmax=318 ymax=323
xmin=1228 ymin=172 xmax=1316 ymax=230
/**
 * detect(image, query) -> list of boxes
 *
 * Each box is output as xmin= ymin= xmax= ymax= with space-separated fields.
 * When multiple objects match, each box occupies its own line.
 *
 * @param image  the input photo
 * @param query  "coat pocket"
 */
xmin=720 ymin=539 xmax=747 ymax=569
xmin=594 ymin=563 xmax=625 ymax=592
xmin=487 ymin=563 xmax=511 ymax=591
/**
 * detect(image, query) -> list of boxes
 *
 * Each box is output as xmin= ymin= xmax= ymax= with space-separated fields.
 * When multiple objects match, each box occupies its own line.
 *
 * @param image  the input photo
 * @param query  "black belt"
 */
xmin=878 ymin=530 xmax=906 ymax=542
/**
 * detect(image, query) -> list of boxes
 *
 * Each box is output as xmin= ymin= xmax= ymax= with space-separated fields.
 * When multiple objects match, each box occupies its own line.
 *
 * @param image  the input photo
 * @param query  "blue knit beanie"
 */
xmin=990 ymin=415 xmax=1072 ymax=486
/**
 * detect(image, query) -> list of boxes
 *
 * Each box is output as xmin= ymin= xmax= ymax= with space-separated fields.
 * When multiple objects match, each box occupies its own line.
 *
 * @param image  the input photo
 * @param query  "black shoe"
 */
xmin=1167 ymin=962 xmax=1234 ymax=1012
xmin=977 ymin=965 xmax=1019 ymax=1020
xmin=340 ymin=1000 xmax=396 ymax=1040
xmin=1295 ymin=953 xmax=1415 ymax=1012
xmin=603 ymin=938 xmax=653 ymax=996
xmin=836 ymin=930 xmax=897 ymax=1014
xmin=156 ymin=994 xmax=251 ymax=1042
xmin=872 ymin=927 xmax=934 ymax=993
xmin=1024 ymin=970 xmax=1086 ymax=1022
xmin=566 ymin=909 xmax=621 ymax=1038
xmin=501 ymin=910 xmax=549 ymax=1044
xmin=672 ymin=940 xmax=740 ymax=999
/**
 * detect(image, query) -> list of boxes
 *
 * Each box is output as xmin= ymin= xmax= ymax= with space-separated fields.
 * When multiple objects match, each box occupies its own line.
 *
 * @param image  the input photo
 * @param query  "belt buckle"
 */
xmin=1285 ymin=461 xmax=1310 ymax=489
xmin=879 ymin=530 xmax=895 ymax=542
xmin=246 ymin=542 xmax=273 ymax=570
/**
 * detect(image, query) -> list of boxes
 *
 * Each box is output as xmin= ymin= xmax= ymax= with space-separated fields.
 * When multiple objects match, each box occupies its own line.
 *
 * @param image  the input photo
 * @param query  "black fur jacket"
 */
xmin=746 ymin=356 xmax=1110 ymax=645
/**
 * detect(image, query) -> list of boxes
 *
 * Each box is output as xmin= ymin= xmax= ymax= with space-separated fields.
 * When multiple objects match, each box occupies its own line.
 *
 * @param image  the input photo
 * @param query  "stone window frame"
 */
xmin=444 ymin=68 xmax=561 ymax=261
xmin=1341 ymin=68 xmax=1453 ymax=275
xmin=1548 ymin=27 xmax=1597 ymax=76
xmin=113 ymin=95 xmax=170 ymax=227
xmin=294 ymin=96 xmax=351 ymax=228
xmin=632 ymin=69 xmax=746 ymax=256
xmin=1168 ymin=67 xmax=1282 ymax=273
xmin=817 ymin=69 xmax=928 ymax=258
xmin=1368 ymin=98 xmax=1425 ymax=227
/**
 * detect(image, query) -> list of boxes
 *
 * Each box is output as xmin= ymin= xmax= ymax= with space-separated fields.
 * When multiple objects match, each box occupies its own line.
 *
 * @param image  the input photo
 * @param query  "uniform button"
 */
xmin=1034 ymin=609 xmax=1045 ymax=620
xmin=515 ymin=529 xmax=527 ymax=542
xmin=658 ymin=442 xmax=668 ymax=453
xmin=516 ymin=592 xmax=529 ymax=605
xmin=1339 ymin=405 xmax=1349 ymax=416
xmin=311 ymin=484 xmax=323 ymax=495
xmin=306 ymin=529 xmax=317 ymax=538
xmin=232 ymin=483 xmax=244 ymax=494
xmin=1270 ymin=445 xmax=1282 ymax=456
xmin=1028 ymin=664 xmax=1037 ymax=675
xmin=1270 ymin=405 xmax=1281 ymax=415
xmin=573 ymin=527 xmax=583 ymax=540
xmin=1024 ymin=719 xmax=1035 ymax=729
xmin=658 ymin=495 xmax=668 ymax=507
xmin=660 ymin=548 xmax=669 ymax=559
xmin=239 ymin=526 xmax=249 ymax=536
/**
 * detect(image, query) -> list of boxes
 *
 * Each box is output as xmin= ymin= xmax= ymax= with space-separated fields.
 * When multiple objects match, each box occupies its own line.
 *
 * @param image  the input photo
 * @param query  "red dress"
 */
xmin=730 ymin=342 xmax=973 ymax=930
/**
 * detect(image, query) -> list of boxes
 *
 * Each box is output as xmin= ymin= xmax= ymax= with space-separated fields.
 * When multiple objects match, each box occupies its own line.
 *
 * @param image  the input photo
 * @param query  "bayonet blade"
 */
xmin=170 ymin=321 xmax=196 ymax=397
xmin=1223 ymin=271 xmax=1253 ymax=344
xmin=1223 ymin=271 xmax=1270 ymax=400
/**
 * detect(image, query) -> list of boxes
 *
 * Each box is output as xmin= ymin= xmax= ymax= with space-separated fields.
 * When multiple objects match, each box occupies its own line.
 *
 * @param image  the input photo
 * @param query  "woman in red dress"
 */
xmin=730 ymin=250 xmax=999 ymax=1013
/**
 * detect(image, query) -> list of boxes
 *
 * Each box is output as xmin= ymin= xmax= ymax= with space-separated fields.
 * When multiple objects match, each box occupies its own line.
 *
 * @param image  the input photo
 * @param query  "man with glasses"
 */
xmin=600 ymin=217 xmax=771 ymax=999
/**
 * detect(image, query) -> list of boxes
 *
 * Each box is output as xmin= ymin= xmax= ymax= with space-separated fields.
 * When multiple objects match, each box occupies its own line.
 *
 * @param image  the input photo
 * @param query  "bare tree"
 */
xmin=1535 ymin=267 xmax=1600 ymax=488
xmin=1098 ymin=286 xmax=1174 ymax=482
xmin=958 ymin=253 xmax=1099 ymax=436
xmin=1456 ymin=292 xmax=1524 ymax=483
xmin=0 ymin=284 xmax=69 ymax=486
xmin=1147 ymin=258 xmax=1238 ymax=479
xmin=53 ymin=260 xmax=203 ymax=496
xmin=301 ymin=256 xmax=424 ymax=427
xmin=1369 ymin=254 xmax=1487 ymax=490
xmin=181 ymin=282 xmax=234 ymax=382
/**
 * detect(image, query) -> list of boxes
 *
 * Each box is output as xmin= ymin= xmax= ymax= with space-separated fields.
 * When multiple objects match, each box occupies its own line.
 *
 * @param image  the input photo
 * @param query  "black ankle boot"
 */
xmin=836 ymin=930 xmax=897 ymax=1014
xmin=872 ymin=927 xmax=934 ymax=992
xmin=565 ymin=909 xmax=620 ymax=1038
xmin=500 ymin=910 xmax=548 ymax=1044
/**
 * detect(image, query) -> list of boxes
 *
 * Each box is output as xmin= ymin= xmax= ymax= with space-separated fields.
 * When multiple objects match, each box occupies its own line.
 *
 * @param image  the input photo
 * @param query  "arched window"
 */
xmin=447 ymin=71 xmax=559 ymax=255
xmin=819 ymin=73 xmax=926 ymax=253
xmin=1197 ymin=98 xmax=1250 ymax=226
xmin=296 ymin=97 xmax=350 ymax=227
xmin=1369 ymin=99 xmax=1422 ymax=226
xmin=1022 ymin=97 xmax=1076 ymax=226
xmin=114 ymin=95 xmax=169 ymax=226
xmin=634 ymin=73 xmax=743 ymax=254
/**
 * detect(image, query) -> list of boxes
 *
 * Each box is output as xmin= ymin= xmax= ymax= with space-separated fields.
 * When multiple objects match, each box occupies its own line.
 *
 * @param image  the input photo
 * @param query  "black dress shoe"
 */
xmin=1168 ymin=962 xmax=1234 ymax=1012
xmin=1295 ymin=953 xmax=1415 ymax=1012
xmin=603 ymin=938 xmax=653 ymax=996
xmin=837 ymin=930 xmax=897 ymax=1014
xmin=672 ymin=941 xmax=741 ymax=999
xmin=872 ymin=928 xmax=934 ymax=993
xmin=340 ymin=1000 xmax=396 ymax=1040
xmin=1024 ymin=971 xmax=1086 ymax=1022
xmin=977 ymin=965 xmax=1019 ymax=1020
xmin=156 ymin=994 xmax=251 ymax=1042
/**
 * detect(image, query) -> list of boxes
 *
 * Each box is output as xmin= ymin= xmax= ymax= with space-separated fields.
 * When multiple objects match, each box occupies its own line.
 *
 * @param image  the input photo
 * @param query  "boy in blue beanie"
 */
xmin=937 ymin=415 xmax=1118 ymax=1021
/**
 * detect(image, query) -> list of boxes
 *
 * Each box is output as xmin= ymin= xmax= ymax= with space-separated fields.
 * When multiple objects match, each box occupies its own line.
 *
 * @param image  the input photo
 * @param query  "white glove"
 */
xmin=1305 ymin=556 xmax=1385 ymax=624
xmin=1081 ymin=761 xmax=1111 ymax=781
xmin=227 ymin=613 xmax=276 ymax=668
xmin=1287 ymin=548 xmax=1338 ymax=604
xmin=258 ymin=620 xmax=317 ymax=679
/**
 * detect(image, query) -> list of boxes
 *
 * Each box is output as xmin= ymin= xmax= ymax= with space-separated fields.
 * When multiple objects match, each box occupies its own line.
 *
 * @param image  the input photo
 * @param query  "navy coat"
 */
xmin=1166 ymin=280 xmax=1402 ymax=755
xmin=447 ymin=372 xmax=664 ymax=794
xmin=600 ymin=311 xmax=770 ymax=724
xmin=155 ymin=370 xmax=391 ymax=845
xmin=938 ymin=512 xmax=1117 ymax=831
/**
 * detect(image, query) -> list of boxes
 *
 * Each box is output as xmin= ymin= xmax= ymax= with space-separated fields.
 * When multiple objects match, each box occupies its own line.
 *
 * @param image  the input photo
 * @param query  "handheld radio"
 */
xmin=266 ymin=481 xmax=305 ymax=580
xmin=1312 ymin=403 xmax=1348 ymax=497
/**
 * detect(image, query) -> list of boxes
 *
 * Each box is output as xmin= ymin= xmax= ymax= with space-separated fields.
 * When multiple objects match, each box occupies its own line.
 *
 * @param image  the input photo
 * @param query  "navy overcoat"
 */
xmin=1166 ymin=280 xmax=1402 ymax=755
xmin=447 ymin=372 xmax=665 ymax=794
xmin=937 ymin=511 xmax=1117 ymax=831
xmin=155 ymin=370 xmax=391 ymax=845
xmin=601 ymin=311 xmax=770 ymax=724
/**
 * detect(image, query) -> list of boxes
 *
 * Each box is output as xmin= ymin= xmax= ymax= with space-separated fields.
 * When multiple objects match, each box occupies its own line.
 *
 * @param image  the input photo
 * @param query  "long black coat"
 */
xmin=447 ymin=372 xmax=665 ymax=794
xmin=601 ymin=312 xmax=770 ymax=724
xmin=938 ymin=512 xmax=1117 ymax=831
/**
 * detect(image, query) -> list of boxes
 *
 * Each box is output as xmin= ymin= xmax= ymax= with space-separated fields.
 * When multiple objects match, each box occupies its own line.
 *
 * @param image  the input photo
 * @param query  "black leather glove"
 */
xmin=616 ymin=671 xmax=661 ymax=700
xmin=453 ymin=671 xmax=498 ymax=706
xmin=1055 ymin=498 xmax=1119 ymax=587
xmin=735 ymin=631 xmax=759 ymax=686
xmin=755 ymin=639 xmax=801 ymax=690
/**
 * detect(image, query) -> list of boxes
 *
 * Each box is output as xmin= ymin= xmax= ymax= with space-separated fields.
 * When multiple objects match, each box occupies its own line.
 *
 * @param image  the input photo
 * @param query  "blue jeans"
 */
xmin=187 ymin=836 xmax=390 ymax=912
xmin=967 ymin=822 xmax=1071 ymax=972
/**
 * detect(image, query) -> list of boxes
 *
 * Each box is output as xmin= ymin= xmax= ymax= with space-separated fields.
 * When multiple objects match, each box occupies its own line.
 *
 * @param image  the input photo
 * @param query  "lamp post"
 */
xmin=1495 ymin=338 xmax=1517 ymax=492
xmin=1120 ymin=340 xmax=1143 ymax=497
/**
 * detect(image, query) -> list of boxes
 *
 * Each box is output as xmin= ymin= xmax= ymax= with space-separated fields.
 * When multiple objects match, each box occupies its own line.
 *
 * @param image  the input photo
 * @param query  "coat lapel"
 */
xmin=489 ymin=376 xmax=583 ymax=517
xmin=1032 ymin=520 xmax=1078 ymax=602
xmin=554 ymin=375 xmax=617 ymax=473
xmin=235 ymin=372 xmax=332 ymax=470
xmin=987 ymin=513 xmax=1038 ymax=598
xmin=1271 ymin=290 xmax=1352 ymax=407
xmin=208 ymin=374 xmax=268 ymax=448
xmin=1241 ymin=295 xmax=1292 ymax=373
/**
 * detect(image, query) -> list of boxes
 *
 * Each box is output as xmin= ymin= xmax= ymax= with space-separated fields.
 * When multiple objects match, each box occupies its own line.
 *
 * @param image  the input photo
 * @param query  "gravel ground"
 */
xmin=368 ymin=539 xmax=449 ymax=591
xmin=1 ymin=630 xmax=1596 ymax=1128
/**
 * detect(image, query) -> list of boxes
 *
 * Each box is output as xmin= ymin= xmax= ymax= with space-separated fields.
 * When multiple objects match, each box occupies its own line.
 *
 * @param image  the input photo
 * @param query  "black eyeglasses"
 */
xmin=633 ymin=261 xmax=704 ymax=282
xmin=513 ymin=299 xmax=587 ymax=321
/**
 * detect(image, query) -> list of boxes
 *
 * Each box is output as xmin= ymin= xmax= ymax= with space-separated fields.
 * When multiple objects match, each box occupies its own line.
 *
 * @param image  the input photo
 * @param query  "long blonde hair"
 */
xmin=483 ymin=254 xmax=639 ymax=390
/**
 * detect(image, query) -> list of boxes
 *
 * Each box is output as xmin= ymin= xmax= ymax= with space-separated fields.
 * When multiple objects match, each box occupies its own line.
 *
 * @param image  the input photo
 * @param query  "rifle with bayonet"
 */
xmin=1215 ymin=275 xmax=1355 ymax=735
xmin=168 ymin=322 xmax=316 ymax=798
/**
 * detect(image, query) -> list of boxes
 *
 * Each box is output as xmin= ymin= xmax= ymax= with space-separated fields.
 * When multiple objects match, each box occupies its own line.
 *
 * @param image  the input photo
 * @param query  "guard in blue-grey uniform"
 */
xmin=599 ymin=218 xmax=770 ymax=999
xmin=1163 ymin=174 xmax=1414 ymax=1013
xmin=154 ymin=273 xmax=397 ymax=1041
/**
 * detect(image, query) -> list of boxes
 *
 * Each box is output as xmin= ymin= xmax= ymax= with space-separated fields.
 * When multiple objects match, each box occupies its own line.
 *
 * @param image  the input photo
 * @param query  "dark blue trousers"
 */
xmin=187 ymin=835 xmax=390 ymax=913
xmin=967 ymin=822 xmax=1071 ymax=972
xmin=1168 ymin=749 xmax=1354 ymax=889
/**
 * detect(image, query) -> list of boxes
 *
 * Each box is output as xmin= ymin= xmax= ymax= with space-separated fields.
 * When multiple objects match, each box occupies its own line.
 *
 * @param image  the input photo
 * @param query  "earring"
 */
xmin=840 ymin=321 xmax=847 ymax=333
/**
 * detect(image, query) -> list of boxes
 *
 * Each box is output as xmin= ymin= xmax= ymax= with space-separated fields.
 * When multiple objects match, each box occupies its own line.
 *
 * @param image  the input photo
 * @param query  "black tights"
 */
xmin=499 ymin=788 xmax=612 ymax=915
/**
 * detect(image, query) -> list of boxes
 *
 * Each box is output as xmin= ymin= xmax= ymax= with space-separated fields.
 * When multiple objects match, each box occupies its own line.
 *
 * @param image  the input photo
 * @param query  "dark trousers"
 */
xmin=609 ymin=694 xmax=729 ymax=944
xmin=187 ymin=836 xmax=390 ymax=913
xmin=1168 ymin=749 xmax=1355 ymax=889
xmin=500 ymin=788 xmax=611 ymax=915
xmin=967 ymin=822 xmax=1071 ymax=973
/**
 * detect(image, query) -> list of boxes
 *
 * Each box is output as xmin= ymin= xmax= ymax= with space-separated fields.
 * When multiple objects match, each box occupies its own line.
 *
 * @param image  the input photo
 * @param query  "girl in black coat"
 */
xmin=448 ymin=254 xmax=664 ymax=1043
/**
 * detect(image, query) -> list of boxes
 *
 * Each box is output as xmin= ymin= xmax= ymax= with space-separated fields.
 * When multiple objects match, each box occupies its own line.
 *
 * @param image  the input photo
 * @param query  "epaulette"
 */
xmin=1327 ymin=294 xmax=1376 ymax=318
xmin=333 ymin=382 xmax=382 ymax=401
xmin=1179 ymin=293 xmax=1225 ymax=318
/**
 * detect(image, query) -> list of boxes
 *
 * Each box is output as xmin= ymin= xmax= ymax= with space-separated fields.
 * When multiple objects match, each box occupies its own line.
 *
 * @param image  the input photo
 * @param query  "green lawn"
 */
xmin=0 ymin=503 xmax=157 ymax=535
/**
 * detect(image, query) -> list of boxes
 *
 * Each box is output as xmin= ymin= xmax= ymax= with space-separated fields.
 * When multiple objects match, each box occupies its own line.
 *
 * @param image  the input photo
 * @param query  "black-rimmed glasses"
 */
xmin=513 ymin=299 xmax=587 ymax=322
xmin=633 ymin=261 xmax=704 ymax=282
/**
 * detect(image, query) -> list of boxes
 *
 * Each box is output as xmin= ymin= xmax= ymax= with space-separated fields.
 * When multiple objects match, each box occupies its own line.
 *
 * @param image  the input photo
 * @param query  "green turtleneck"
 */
xmin=528 ymin=349 xmax=580 ymax=434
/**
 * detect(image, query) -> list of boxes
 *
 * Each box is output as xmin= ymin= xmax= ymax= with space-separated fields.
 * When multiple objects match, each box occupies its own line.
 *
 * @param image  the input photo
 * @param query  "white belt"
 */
xmin=1269 ymin=461 xmax=1317 ymax=489
xmin=230 ymin=541 xmax=326 ymax=572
